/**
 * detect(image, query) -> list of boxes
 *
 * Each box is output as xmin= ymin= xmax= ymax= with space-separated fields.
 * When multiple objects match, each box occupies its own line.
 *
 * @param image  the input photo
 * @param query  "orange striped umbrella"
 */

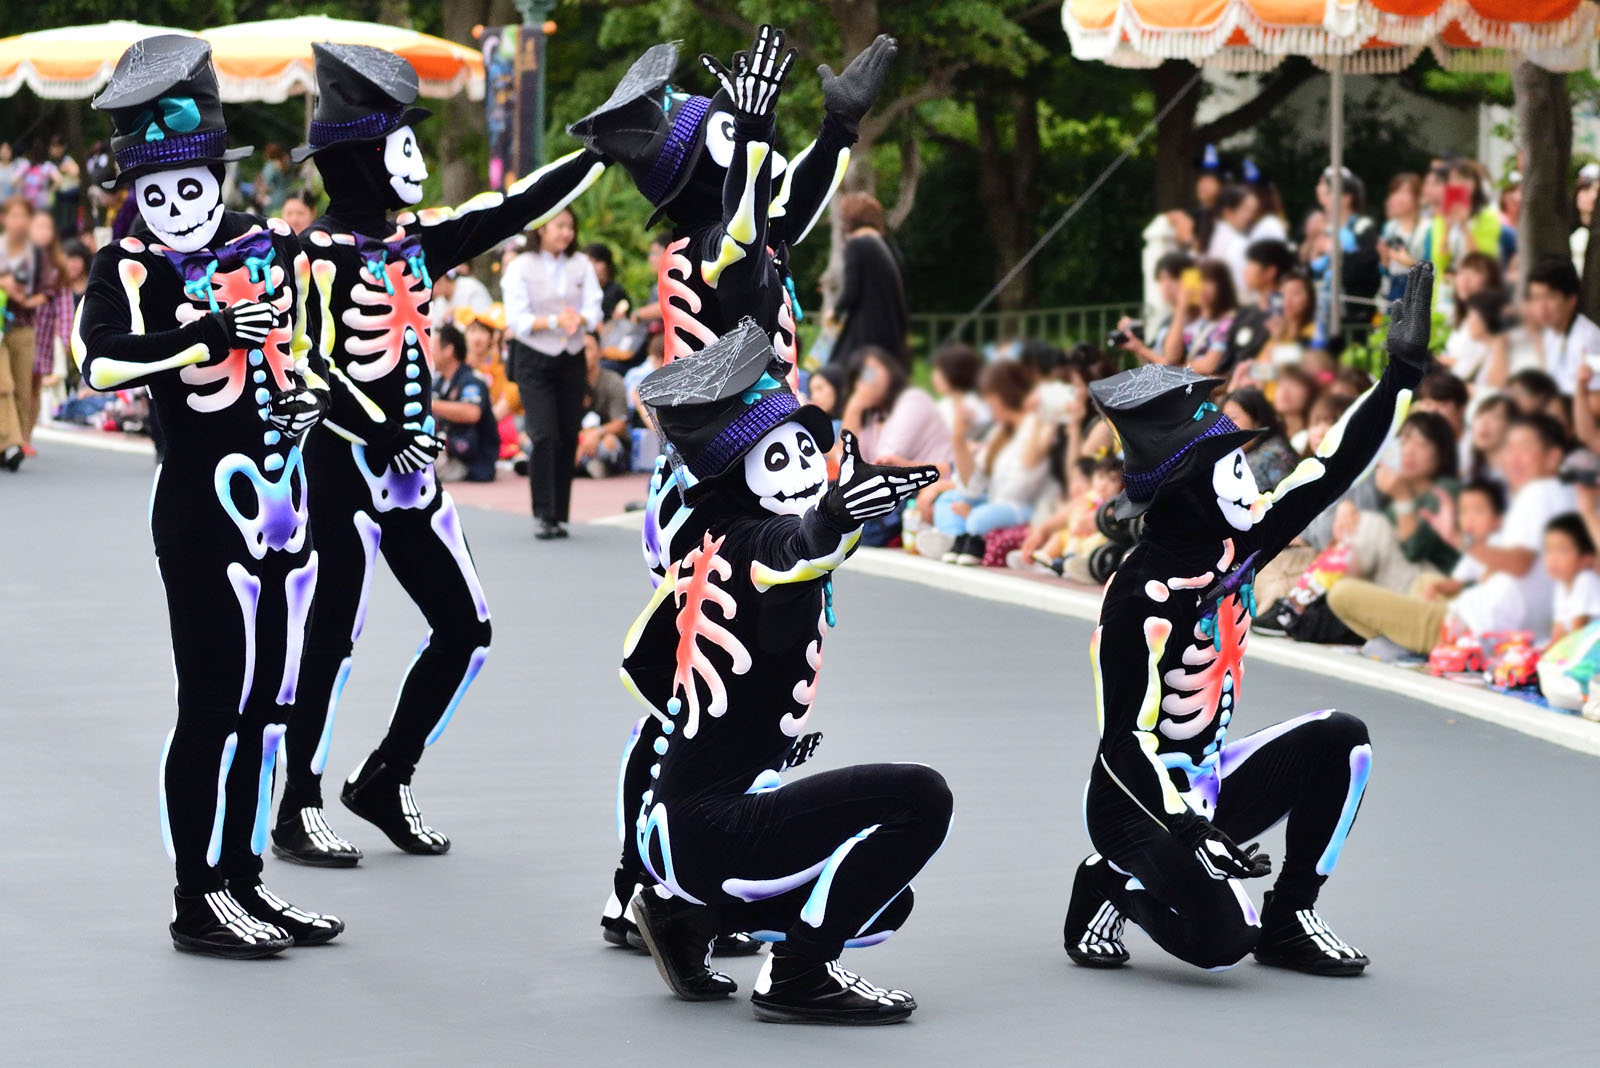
xmin=0 ymin=21 xmax=186 ymax=99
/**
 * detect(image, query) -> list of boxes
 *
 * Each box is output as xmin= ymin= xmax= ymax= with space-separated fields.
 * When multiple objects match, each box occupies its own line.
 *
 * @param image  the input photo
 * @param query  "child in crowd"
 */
xmin=1543 ymin=513 xmax=1600 ymax=642
xmin=1023 ymin=456 xmax=1124 ymax=579
xmin=1416 ymin=478 xmax=1506 ymax=603
xmin=930 ymin=342 xmax=989 ymax=442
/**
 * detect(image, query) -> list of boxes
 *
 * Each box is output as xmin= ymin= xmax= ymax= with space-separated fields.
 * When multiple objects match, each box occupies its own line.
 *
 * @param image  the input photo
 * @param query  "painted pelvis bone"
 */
xmin=214 ymin=449 xmax=309 ymax=559
xmin=352 ymin=441 xmax=436 ymax=513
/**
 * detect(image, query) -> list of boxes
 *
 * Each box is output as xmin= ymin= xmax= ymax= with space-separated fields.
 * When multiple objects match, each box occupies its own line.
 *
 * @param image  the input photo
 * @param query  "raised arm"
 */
xmin=1250 ymin=262 xmax=1432 ymax=557
xmin=413 ymin=148 xmax=606 ymax=273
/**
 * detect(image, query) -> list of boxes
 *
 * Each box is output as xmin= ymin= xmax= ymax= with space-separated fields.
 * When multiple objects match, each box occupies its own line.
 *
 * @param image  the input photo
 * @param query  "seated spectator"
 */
xmin=1413 ymin=369 xmax=1470 ymax=474
xmin=933 ymin=361 xmax=1054 ymax=565
xmin=1335 ymin=410 xmax=1461 ymax=592
xmin=584 ymin=242 xmax=630 ymax=320
xmin=1507 ymin=366 xmax=1563 ymax=421
xmin=430 ymin=262 xmax=492 ymax=332
xmin=1543 ymin=512 xmax=1600 ymax=643
xmin=930 ymin=342 xmax=989 ymax=442
xmin=459 ymin=304 xmax=521 ymax=459
xmin=624 ymin=333 xmax=667 ymax=469
xmin=1444 ymin=289 xmax=1509 ymax=390
xmin=806 ymin=362 xmax=846 ymax=423
xmin=1379 ymin=172 xmax=1427 ymax=302
xmin=1505 ymin=292 xmax=1546 ymax=376
xmin=1528 ymin=256 xmax=1600 ymax=393
xmin=1225 ymin=238 xmax=1295 ymax=370
xmin=429 ymin=324 xmax=499 ymax=482
xmin=841 ymin=344 xmax=953 ymax=469
xmin=1115 ymin=251 xmax=1194 ymax=365
xmin=1309 ymin=168 xmax=1381 ymax=334
xmin=1223 ymin=386 xmax=1299 ymax=487
xmin=1272 ymin=364 xmax=1319 ymax=453
xmin=1328 ymin=366 xmax=1373 ymax=401
xmin=1443 ymin=248 xmax=1502 ymax=324
xmin=577 ymin=330 xmax=630 ymax=478
xmin=1163 ymin=258 xmax=1237 ymax=374
xmin=1467 ymin=393 xmax=1516 ymax=483
xmin=1020 ymin=456 xmax=1124 ymax=579
xmin=1328 ymin=414 xmax=1575 ymax=652
xmin=1410 ymin=478 xmax=1504 ymax=604
xmin=1207 ymin=184 xmax=1259 ymax=299
xmin=1305 ymin=392 xmax=1352 ymax=457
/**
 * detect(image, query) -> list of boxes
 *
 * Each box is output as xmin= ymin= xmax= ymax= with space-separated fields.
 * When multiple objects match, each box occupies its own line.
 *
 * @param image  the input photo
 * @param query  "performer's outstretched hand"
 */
xmin=1385 ymin=260 xmax=1434 ymax=373
xmin=700 ymin=24 xmax=796 ymax=123
xmin=818 ymin=34 xmax=898 ymax=130
xmin=821 ymin=429 xmax=938 ymax=528
xmin=267 ymin=383 xmax=327 ymax=437
xmin=215 ymin=300 xmax=276 ymax=350
xmin=1169 ymin=811 xmax=1273 ymax=880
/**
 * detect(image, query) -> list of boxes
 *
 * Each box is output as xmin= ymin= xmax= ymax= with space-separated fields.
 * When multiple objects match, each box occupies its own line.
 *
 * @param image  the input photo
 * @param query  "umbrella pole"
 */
xmin=1328 ymin=58 xmax=1344 ymax=349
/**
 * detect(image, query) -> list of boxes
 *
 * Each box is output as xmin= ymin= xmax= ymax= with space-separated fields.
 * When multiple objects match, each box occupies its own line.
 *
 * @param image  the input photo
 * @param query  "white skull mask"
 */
xmin=1212 ymin=448 xmax=1261 ymax=531
xmin=134 ymin=166 xmax=222 ymax=253
xmin=383 ymin=125 xmax=427 ymax=205
xmin=744 ymin=422 xmax=826 ymax=516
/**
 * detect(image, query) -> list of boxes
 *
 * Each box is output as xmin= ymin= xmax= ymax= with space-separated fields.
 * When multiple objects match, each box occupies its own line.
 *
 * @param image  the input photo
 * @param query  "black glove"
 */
xmin=215 ymin=300 xmax=276 ymax=350
xmin=1169 ymin=810 xmax=1272 ymax=880
xmin=1385 ymin=260 xmax=1434 ymax=373
xmin=820 ymin=429 xmax=939 ymax=530
xmin=699 ymin=24 xmax=796 ymax=124
xmin=267 ymin=383 xmax=327 ymax=437
xmin=782 ymin=732 xmax=823 ymax=770
xmin=364 ymin=423 xmax=443 ymax=475
xmin=818 ymin=34 xmax=898 ymax=134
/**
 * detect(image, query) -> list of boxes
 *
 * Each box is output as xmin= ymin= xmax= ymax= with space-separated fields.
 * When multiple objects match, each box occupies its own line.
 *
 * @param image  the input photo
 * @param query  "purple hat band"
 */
xmin=309 ymin=107 xmax=404 ymax=150
xmin=642 ymin=95 xmax=711 ymax=206
xmin=115 ymin=127 xmax=228 ymax=173
xmin=692 ymin=391 xmax=798 ymax=478
xmin=1122 ymin=415 xmax=1243 ymax=502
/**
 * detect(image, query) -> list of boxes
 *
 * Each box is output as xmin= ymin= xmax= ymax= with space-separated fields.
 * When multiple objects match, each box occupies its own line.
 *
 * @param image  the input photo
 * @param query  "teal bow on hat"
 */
xmin=134 ymin=95 xmax=202 ymax=143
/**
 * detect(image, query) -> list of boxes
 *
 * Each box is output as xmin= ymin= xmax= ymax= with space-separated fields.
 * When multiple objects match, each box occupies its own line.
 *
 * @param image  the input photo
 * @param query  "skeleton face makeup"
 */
xmin=383 ymin=125 xmax=427 ymax=205
xmin=1212 ymin=448 xmax=1261 ymax=531
xmin=134 ymin=166 xmax=222 ymax=253
xmin=744 ymin=422 xmax=826 ymax=516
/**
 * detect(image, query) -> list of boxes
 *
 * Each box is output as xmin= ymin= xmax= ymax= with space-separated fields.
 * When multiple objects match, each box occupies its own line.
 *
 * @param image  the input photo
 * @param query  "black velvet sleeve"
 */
xmin=74 ymin=248 xmax=225 ymax=392
xmin=767 ymin=112 xmax=854 ymax=249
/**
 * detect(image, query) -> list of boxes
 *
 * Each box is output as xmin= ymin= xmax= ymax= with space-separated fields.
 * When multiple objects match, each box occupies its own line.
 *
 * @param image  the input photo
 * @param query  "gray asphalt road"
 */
xmin=5 ymin=444 xmax=1599 ymax=1067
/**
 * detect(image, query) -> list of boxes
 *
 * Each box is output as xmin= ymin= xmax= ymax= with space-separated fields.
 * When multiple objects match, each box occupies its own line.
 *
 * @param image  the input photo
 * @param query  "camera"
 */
xmin=1106 ymin=322 xmax=1144 ymax=349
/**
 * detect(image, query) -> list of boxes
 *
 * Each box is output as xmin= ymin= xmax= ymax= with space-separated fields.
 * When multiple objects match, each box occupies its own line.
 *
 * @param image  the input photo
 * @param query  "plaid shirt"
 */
xmin=32 ymin=283 xmax=74 ymax=375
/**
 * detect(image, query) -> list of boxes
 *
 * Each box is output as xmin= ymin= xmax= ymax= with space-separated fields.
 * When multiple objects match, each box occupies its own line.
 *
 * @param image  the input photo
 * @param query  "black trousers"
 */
xmin=1083 ymin=710 xmax=1371 ymax=970
xmin=511 ymin=342 xmax=585 ymax=523
xmin=282 ymin=437 xmax=492 ymax=812
xmin=154 ymin=463 xmax=317 ymax=894
xmin=625 ymin=731 xmax=953 ymax=963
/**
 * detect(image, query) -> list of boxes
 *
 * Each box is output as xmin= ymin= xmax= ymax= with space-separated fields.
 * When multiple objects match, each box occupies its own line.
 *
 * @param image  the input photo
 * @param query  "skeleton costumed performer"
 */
xmin=272 ymin=43 xmax=605 ymax=865
xmin=567 ymin=25 xmax=895 ymax=372
xmin=75 ymin=36 xmax=341 ymax=957
xmin=616 ymin=318 xmax=951 ymax=1024
xmin=1063 ymin=261 xmax=1434 ymax=976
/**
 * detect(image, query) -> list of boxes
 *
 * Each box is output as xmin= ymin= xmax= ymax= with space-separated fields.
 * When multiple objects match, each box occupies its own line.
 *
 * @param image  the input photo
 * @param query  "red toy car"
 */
xmin=1428 ymin=635 xmax=1486 ymax=676
xmin=1489 ymin=637 xmax=1541 ymax=689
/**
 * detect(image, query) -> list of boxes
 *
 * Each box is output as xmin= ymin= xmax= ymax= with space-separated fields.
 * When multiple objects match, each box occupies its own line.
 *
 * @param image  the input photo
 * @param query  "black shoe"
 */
xmin=601 ymin=872 xmax=648 ymax=951
xmin=553 ymin=522 xmax=570 ymax=538
xmin=233 ymin=881 xmax=345 ymax=946
xmin=1063 ymin=854 xmax=1129 ymax=968
xmin=535 ymin=518 xmax=562 ymax=540
xmin=513 ymin=456 xmax=529 ymax=477
xmin=340 ymin=755 xmax=451 ymax=855
xmin=271 ymin=806 xmax=363 ymax=867
xmin=715 ymin=931 xmax=765 ymax=956
xmin=750 ymin=951 xmax=916 ymax=1025
xmin=629 ymin=889 xmax=737 ymax=1001
xmin=1253 ymin=891 xmax=1369 ymax=976
xmin=169 ymin=888 xmax=292 ymax=959
xmin=1 ymin=445 xmax=22 ymax=472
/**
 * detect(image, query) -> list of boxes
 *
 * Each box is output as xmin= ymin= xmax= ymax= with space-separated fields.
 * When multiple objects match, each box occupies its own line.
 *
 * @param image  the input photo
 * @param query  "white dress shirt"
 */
xmin=502 ymin=248 xmax=602 ymax=356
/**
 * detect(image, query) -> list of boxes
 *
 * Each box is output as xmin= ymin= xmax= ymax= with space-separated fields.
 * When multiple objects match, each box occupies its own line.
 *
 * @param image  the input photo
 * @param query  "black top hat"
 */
xmin=567 ymin=43 xmax=728 ymax=228
xmin=291 ymin=43 xmax=433 ymax=163
xmin=638 ymin=318 xmax=834 ymax=486
xmin=91 ymin=35 xmax=251 ymax=188
xmin=1090 ymin=365 xmax=1265 ymax=519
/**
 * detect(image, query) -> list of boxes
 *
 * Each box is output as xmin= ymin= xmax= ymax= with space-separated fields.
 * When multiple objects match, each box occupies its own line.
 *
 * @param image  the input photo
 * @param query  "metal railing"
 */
xmin=906 ymin=302 xmax=1142 ymax=361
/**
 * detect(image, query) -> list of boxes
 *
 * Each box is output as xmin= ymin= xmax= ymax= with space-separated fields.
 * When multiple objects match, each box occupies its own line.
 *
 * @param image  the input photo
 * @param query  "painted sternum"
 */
xmin=342 ymin=256 xmax=433 ymax=383
xmin=174 ymin=255 xmax=295 ymax=413
xmin=1159 ymin=592 xmax=1250 ymax=741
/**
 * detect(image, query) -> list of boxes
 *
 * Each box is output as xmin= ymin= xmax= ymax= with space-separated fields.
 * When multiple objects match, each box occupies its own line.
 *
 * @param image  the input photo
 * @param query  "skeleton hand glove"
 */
xmin=1169 ymin=811 xmax=1273 ymax=880
xmin=390 ymin=430 xmax=444 ymax=474
xmin=820 ymin=429 xmax=939 ymax=530
xmin=700 ymin=24 xmax=796 ymax=125
xmin=818 ymin=34 xmax=898 ymax=135
xmin=215 ymin=300 xmax=276 ymax=350
xmin=267 ymin=384 xmax=327 ymax=437
xmin=1384 ymin=261 xmax=1434 ymax=374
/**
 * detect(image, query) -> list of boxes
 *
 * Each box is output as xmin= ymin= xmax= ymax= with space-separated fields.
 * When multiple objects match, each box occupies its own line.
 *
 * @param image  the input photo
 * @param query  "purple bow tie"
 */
xmin=355 ymin=231 xmax=430 ymax=294
xmin=162 ymin=229 xmax=279 ymax=311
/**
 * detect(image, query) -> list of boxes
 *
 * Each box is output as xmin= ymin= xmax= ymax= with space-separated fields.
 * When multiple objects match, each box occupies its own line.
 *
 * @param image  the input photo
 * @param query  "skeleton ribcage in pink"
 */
xmin=1159 ymin=593 xmax=1250 ymax=741
xmin=672 ymin=533 xmax=752 ymax=739
xmin=175 ymin=261 xmax=293 ymax=413
xmin=660 ymin=237 xmax=719 ymax=363
xmin=341 ymin=258 xmax=432 ymax=383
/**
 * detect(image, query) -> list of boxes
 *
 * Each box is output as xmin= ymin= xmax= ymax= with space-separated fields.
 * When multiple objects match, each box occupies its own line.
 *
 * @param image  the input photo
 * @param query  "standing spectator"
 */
xmin=583 ymin=242 xmax=630 ymax=320
xmin=502 ymin=207 xmax=602 ymax=539
xmin=1207 ymin=184 xmax=1259 ymax=299
xmin=576 ymin=331 xmax=630 ymax=479
xmin=26 ymin=210 xmax=68 ymax=451
xmin=0 ymin=196 xmax=45 ymax=470
xmin=44 ymin=135 xmax=79 ymax=235
xmin=279 ymin=188 xmax=317 ymax=234
xmin=1163 ymin=258 xmax=1237 ymax=374
xmin=841 ymin=344 xmax=952 ymax=469
xmin=1527 ymin=257 xmax=1600 ymax=394
xmin=1223 ymin=386 xmax=1300 ymax=488
xmin=0 ymin=143 xmax=21 ymax=201
xmin=1226 ymin=238 xmax=1294 ymax=371
xmin=1573 ymin=172 xmax=1597 ymax=273
xmin=1379 ymin=173 xmax=1427 ymax=302
xmin=429 ymin=324 xmax=499 ymax=483
xmin=1246 ymin=166 xmax=1289 ymax=244
xmin=19 ymin=141 xmax=56 ymax=216
xmin=828 ymin=191 xmax=908 ymax=369
xmin=1425 ymin=159 xmax=1514 ymax=273
xmin=254 ymin=143 xmax=292 ymax=215
xmin=1116 ymin=251 xmax=1194 ymax=365
xmin=430 ymin=262 xmax=492 ymax=331
xmin=1444 ymin=290 xmax=1509 ymax=391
